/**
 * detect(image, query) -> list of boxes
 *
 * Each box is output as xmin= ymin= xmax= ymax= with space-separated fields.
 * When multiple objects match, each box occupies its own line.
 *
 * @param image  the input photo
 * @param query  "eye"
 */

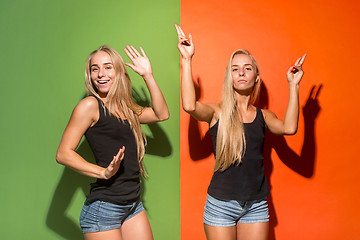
xmin=232 ymin=68 xmax=238 ymax=72
xmin=106 ymin=66 xmax=112 ymax=70
xmin=245 ymin=67 xmax=252 ymax=71
xmin=91 ymin=67 xmax=98 ymax=72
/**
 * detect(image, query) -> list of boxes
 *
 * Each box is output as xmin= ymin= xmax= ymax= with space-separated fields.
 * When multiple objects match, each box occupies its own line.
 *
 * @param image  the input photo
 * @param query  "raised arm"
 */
xmin=56 ymin=97 xmax=125 ymax=179
xmin=175 ymin=24 xmax=216 ymax=123
xmin=263 ymin=54 xmax=307 ymax=135
xmin=124 ymin=45 xmax=169 ymax=124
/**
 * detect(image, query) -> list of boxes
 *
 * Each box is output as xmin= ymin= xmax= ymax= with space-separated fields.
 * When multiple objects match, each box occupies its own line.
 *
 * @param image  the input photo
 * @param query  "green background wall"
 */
xmin=0 ymin=0 xmax=180 ymax=239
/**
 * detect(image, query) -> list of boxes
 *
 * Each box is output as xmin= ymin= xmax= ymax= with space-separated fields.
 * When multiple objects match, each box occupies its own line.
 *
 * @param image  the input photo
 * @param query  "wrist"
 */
xmin=100 ymin=168 xmax=108 ymax=179
xmin=181 ymin=57 xmax=193 ymax=62
xmin=142 ymin=72 xmax=154 ymax=81
xmin=288 ymin=82 xmax=299 ymax=90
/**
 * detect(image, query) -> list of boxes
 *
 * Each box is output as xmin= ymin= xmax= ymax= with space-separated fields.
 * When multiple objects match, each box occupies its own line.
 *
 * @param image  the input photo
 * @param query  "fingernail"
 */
xmin=291 ymin=67 xmax=299 ymax=73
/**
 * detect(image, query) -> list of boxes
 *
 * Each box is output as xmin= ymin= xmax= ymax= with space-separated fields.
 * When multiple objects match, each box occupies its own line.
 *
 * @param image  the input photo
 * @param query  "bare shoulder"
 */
xmin=261 ymin=109 xmax=279 ymax=125
xmin=261 ymin=109 xmax=276 ymax=117
xmin=76 ymin=96 xmax=98 ymax=111
xmin=71 ymin=96 xmax=99 ymax=123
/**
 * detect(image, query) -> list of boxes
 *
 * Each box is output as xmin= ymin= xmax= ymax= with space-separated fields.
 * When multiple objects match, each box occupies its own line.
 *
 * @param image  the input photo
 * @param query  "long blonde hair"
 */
xmin=214 ymin=49 xmax=262 ymax=172
xmin=85 ymin=45 xmax=147 ymax=177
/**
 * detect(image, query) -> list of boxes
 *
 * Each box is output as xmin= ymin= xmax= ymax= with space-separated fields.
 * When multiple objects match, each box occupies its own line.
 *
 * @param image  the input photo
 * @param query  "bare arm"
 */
xmin=56 ymin=97 xmax=125 ymax=179
xmin=264 ymin=54 xmax=306 ymax=135
xmin=175 ymin=24 xmax=216 ymax=123
xmin=124 ymin=45 xmax=169 ymax=124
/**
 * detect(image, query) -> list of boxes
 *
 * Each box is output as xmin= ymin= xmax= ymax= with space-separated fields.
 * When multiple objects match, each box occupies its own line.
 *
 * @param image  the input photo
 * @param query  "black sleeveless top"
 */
xmin=84 ymin=96 xmax=141 ymax=205
xmin=207 ymin=108 xmax=270 ymax=201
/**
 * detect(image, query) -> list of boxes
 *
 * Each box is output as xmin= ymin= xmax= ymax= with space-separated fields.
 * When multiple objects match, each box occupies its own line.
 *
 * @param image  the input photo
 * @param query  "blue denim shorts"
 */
xmin=79 ymin=200 xmax=144 ymax=233
xmin=203 ymin=194 xmax=269 ymax=227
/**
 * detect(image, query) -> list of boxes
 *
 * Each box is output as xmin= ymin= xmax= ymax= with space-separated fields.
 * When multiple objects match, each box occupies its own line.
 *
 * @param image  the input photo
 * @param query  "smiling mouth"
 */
xmin=97 ymin=80 xmax=109 ymax=84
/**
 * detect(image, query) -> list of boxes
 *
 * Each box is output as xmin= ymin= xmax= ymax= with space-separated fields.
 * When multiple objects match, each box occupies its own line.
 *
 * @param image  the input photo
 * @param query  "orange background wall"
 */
xmin=180 ymin=0 xmax=360 ymax=239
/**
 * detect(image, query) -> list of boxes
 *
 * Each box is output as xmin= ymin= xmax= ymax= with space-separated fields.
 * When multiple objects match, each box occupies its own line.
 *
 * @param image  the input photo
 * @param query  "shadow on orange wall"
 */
xmin=187 ymin=81 xmax=322 ymax=239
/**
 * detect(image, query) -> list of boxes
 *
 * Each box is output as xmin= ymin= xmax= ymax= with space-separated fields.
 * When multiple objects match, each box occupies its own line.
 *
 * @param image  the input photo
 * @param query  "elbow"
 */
xmin=182 ymin=104 xmax=196 ymax=114
xmin=159 ymin=111 xmax=170 ymax=121
xmin=284 ymin=127 xmax=298 ymax=135
xmin=55 ymin=150 xmax=65 ymax=165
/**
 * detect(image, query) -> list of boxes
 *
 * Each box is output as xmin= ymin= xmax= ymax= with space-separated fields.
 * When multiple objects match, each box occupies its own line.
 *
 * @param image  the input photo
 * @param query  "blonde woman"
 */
xmin=175 ymin=24 xmax=306 ymax=240
xmin=56 ymin=45 xmax=169 ymax=240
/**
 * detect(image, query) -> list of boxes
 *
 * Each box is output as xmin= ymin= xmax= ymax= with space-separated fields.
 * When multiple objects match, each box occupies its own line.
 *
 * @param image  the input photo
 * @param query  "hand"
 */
xmin=287 ymin=54 xmax=307 ymax=85
xmin=175 ymin=24 xmax=195 ymax=60
xmin=124 ymin=46 xmax=152 ymax=78
xmin=103 ymin=146 xmax=125 ymax=179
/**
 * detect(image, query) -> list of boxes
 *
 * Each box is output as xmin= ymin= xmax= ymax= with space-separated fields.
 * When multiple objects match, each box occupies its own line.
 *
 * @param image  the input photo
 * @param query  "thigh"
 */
xmin=236 ymin=222 xmax=269 ymax=240
xmin=238 ymin=199 xmax=269 ymax=224
xmin=203 ymin=194 xmax=242 ymax=227
xmin=84 ymin=228 xmax=122 ymax=240
xmin=204 ymin=224 xmax=237 ymax=240
xmin=80 ymin=201 xmax=131 ymax=234
xmin=121 ymin=211 xmax=153 ymax=240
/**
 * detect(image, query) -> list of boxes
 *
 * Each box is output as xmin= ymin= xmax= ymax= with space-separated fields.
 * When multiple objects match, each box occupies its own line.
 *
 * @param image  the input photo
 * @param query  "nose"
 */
xmin=239 ymin=69 xmax=245 ymax=76
xmin=98 ymin=67 xmax=105 ymax=78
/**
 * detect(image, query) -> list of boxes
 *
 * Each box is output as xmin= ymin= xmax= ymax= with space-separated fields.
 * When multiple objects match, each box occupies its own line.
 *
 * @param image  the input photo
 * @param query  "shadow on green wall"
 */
xmin=46 ymin=88 xmax=172 ymax=239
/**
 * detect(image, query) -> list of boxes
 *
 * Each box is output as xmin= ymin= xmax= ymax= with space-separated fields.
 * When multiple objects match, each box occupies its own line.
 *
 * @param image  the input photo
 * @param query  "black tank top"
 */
xmin=207 ymin=108 xmax=270 ymax=201
xmin=84 ymin=96 xmax=140 ymax=205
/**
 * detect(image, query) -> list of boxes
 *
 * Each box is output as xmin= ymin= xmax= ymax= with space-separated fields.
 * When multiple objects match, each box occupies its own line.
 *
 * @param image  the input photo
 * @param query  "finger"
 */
xmin=178 ymin=35 xmax=188 ymax=41
xmin=107 ymin=156 xmax=116 ymax=169
xmin=294 ymin=56 xmax=301 ymax=66
xmin=139 ymin=47 xmax=147 ymax=57
xmin=125 ymin=45 xmax=138 ymax=58
xmin=175 ymin=25 xmax=185 ymax=41
xmin=119 ymin=151 xmax=125 ymax=161
xmin=175 ymin=24 xmax=182 ymax=36
xmin=178 ymin=25 xmax=186 ymax=36
xmin=124 ymin=47 xmax=135 ymax=60
xmin=291 ymin=66 xmax=299 ymax=74
xmin=124 ymin=62 xmax=135 ymax=70
xmin=299 ymin=53 xmax=307 ymax=65
xmin=115 ymin=146 xmax=125 ymax=159
xmin=288 ymin=65 xmax=296 ymax=74
xmin=181 ymin=40 xmax=191 ymax=46
xmin=129 ymin=45 xmax=141 ymax=57
xmin=189 ymin=33 xmax=193 ymax=45
xmin=175 ymin=27 xmax=182 ymax=41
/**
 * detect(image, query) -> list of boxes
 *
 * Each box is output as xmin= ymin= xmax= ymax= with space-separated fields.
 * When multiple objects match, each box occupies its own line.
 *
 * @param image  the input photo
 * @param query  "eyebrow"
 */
xmin=90 ymin=62 xmax=113 ymax=67
xmin=232 ymin=63 xmax=253 ymax=67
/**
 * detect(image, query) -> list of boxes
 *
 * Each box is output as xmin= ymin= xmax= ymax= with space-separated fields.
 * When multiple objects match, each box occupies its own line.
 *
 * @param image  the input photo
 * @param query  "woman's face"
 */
xmin=90 ymin=51 xmax=116 ymax=98
xmin=231 ymin=54 xmax=258 ymax=93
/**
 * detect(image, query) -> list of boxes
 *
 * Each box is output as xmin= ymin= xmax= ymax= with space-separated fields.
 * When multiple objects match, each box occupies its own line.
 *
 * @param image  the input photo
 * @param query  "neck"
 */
xmin=235 ymin=91 xmax=251 ymax=112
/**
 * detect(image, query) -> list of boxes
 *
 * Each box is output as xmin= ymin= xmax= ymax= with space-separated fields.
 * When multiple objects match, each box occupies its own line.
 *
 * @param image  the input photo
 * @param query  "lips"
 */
xmin=97 ymin=80 xmax=110 ymax=84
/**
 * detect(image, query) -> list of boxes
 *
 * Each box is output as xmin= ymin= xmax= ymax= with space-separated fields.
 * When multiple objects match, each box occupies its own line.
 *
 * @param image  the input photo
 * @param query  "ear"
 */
xmin=256 ymin=76 xmax=260 ymax=83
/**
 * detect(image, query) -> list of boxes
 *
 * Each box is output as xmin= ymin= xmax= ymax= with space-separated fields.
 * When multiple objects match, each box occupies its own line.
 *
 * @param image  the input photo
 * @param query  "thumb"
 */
xmin=125 ymin=63 xmax=136 ymax=71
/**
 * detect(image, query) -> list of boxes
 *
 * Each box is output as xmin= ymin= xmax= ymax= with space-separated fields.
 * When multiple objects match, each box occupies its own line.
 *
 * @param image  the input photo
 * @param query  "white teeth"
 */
xmin=98 ymin=80 xmax=108 ymax=84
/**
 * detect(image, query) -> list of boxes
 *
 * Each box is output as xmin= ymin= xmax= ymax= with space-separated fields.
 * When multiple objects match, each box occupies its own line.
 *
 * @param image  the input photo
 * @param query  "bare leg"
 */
xmin=121 ymin=210 xmax=153 ymax=240
xmin=84 ymin=228 xmax=122 ymax=240
xmin=204 ymin=223 xmax=237 ymax=240
xmin=236 ymin=222 xmax=269 ymax=240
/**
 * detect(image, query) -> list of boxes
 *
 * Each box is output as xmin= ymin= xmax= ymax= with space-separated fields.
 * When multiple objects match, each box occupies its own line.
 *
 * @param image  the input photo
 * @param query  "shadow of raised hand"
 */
xmin=132 ymin=86 xmax=172 ymax=157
